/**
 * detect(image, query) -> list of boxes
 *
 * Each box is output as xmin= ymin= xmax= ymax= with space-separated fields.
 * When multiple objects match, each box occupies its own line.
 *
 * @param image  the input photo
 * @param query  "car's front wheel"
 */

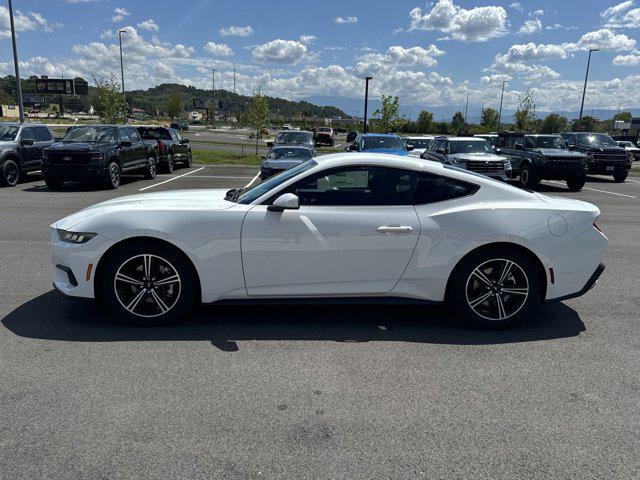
xmin=99 ymin=242 xmax=198 ymax=324
xmin=145 ymin=157 xmax=157 ymax=180
xmin=165 ymin=154 xmax=175 ymax=173
xmin=0 ymin=159 xmax=20 ymax=187
xmin=566 ymin=177 xmax=585 ymax=191
xmin=448 ymin=248 xmax=540 ymax=328
xmin=519 ymin=164 xmax=538 ymax=189
xmin=44 ymin=177 xmax=64 ymax=189
xmin=106 ymin=161 xmax=121 ymax=189
xmin=613 ymin=171 xmax=628 ymax=183
xmin=185 ymin=151 xmax=192 ymax=168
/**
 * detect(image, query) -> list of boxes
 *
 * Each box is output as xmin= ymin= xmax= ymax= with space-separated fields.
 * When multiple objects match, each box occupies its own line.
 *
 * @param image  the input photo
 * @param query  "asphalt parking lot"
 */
xmin=1 ymin=166 xmax=639 ymax=479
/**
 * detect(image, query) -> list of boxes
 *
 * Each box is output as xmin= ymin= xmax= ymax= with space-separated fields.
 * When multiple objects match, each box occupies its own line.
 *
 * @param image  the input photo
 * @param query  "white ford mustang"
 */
xmin=51 ymin=153 xmax=607 ymax=327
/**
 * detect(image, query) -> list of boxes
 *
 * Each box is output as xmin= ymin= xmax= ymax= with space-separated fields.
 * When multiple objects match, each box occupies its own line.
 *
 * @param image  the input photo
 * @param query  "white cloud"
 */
xmin=0 ymin=6 xmax=61 ymax=37
xmin=569 ymin=28 xmax=636 ymax=51
xmin=498 ymin=42 xmax=569 ymax=62
xmin=137 ymin=19 xmax=159 ymax=32
xmin=481 ymin=74 xmax=512 ymax=84
xmin=601 ymin=1 xmax=640 ymax=28
xmin=356 ymin=45 xmax=445 ymax=76
xmin=299 ymin=34 xmax=316 ymax=45
xmin=111 ymin=7 xmax=130 ymax=23
xmin=335 ymin=16 xmax=358 ymax=24
xmin=203 ymin=41 xmax=233 ymax=57
xmin=408 ymin=0 xmax=507 ymax=42
xmin=252 ymin=39 xmax=308 ymax=64
xmin=518 ymin=19 xmax=542 ymax=35
xmin=613 ymin=50 xmax=640 ymax=65
xmin=219 ymin=25 xmax=253 ymax=37
xmin=510 ymin=2 xmax=524 ymax=12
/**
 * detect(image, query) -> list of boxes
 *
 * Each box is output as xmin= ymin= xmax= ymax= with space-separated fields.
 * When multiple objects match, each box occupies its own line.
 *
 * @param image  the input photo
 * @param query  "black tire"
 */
xmin=99 ymin=241 xmax=198 ymax=325
xmin=519 ymin=164 xmax=538 ymax=189
xmin=145 ymin=157 xmax=157 ymax=180
xmin=165 ymin=154 xmax=175 ymax=173
xmin=613 ymin=171 xmax=628 ymax=183
xmin=447 ymin=247 xmax=540 ymax=329
xmin=566 ymin=177 xmax=585 ymax=191
xmin=105 ymin=161 xmax=121 ymax=189
xmin=44 ymin=177 xmax=64 ymax=189
xmin=0 ymin=159 xmax=20 ymax=187
xmin=184 ymin=151 xmax=192 ymax=168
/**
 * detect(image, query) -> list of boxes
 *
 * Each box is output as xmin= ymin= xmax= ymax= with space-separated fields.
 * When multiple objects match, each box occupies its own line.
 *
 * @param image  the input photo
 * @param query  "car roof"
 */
xmin=278 ymin=130 xmax=312 ymax=134
xmin=272 ymin=145 xmax=311 ymax=149
xmin=0 ymin=122 xmax=48 ymax=127
xmin=448 ymin=136 xmax=485 ymax=141
xmin=360 ymin=133 xmax=399 ymax=137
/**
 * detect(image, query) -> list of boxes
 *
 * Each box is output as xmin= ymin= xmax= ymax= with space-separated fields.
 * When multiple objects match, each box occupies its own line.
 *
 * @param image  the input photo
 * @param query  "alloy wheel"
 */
xmin=5 ymin=161 xmax=19 ymax=186
xmin=113 ymin=254 xmax=181 ymax=318
xmin=110 ymin=163 xmax=121 ymax=188
xmin=465 ymin=258 xmax=529 ymax=321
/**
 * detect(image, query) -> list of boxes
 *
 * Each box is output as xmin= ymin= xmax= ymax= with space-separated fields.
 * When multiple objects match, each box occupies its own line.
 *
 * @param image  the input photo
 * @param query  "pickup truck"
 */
xmin=561 ymin=132 xmax=631 ymax=182
xmin=137 ymin=126 xmax=192 ymax=173
xmin=0 ymin=122 xmax=54 ymax=187
xmin=42 ymin=125 xmax=155 ymax=189
xmin=314 ymin=127 xmax=335 ymax=146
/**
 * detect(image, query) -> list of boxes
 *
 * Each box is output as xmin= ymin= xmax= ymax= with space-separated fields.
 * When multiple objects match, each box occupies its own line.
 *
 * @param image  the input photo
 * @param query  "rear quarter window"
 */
xmin=413 ymin=174 xmax=479 ymax=204
xmin=34 ymin=126 xmax=52 ymax=141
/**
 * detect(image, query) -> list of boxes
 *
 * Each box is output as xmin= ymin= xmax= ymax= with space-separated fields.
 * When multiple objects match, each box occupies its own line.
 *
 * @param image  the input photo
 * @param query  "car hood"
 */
xmin=46 ymin=141 xmax=114 ymax=153
xmin=449 ymin=153 xmax=505 ymax=162
xmin=365 ymin=148 xmax=408 ymax=156
xmin=581 ymin=145 xmax=626 ymax=154
xmin=0 ymin=140 xmax=17 ymax=148
xmin=530 ymin=148 xmax=585 ymax=158
xmin=53 ymin=189 xmax=235 ymax=230
xmin=263 ymin=158 xmax=307 ymax=169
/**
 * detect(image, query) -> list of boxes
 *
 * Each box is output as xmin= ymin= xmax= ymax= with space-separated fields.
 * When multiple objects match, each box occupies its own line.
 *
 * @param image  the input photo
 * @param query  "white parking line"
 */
xmin=626 ymin=178 xmax=640 ymax=184
xmin=546 ymin=180 xmax=637 ymax=199
xmin=244 ymin=171 xmax=261 ymax=189
xmin=138 ymin=167 xmax=205 ymax=191
xmin=177 ymin=175 xmax=253 ymax=179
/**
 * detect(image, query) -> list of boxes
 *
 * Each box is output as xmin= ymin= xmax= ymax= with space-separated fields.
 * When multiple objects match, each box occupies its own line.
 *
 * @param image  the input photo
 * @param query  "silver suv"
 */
xmin=421 ymin=136 xmax=511 ymax=181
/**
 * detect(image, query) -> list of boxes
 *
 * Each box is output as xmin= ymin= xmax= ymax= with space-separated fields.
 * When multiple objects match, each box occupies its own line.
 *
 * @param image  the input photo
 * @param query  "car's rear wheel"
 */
xmin=613 ymin=171 xmax=627 ymax=183
xmin=165 ymin=154 xmax=175 ymax=173
xmin=519 ymin=164 xmax=538 ymax=189
xmin=185 ymin=151 xmax=192 ymax=168
xmin=566 ymin=177 xmax=585 ymax=191
xmin=144 ymin=157 xmax=157 ymax=179
xmin=44 ymin=177 xmax=64 ymax=189
xmin=106 ymin=161 xmax=121 ymax=189
xmin=448 ymin=248 xmax=540 ymax=328
xmin=0 ymin=159 xmax=20 ymax=187
xmin=100 ymin=242 xmax=197 ymax=324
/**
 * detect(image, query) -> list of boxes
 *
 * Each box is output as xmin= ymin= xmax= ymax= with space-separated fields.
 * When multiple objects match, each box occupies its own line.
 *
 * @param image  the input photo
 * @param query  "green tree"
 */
xmin=481 ymin=108 xmax=499 ymax=131
xmin=539 ymin=113 xmax=567 ymax=134
xmin=513 ymin=89 xmax=536 ymax=132
xmin=613 ymin=111 xmax=632 ymax=122
xmin=247 ymin=91 xmax=269 ymax=154
xmin=91 ymin=74 xmax=126 ymax=124
xmin=571 ymin=116 xmax=597 ymax=132
xmin=373 ymin=95 xmax=407 ymax=133
xmin=451 ymin=111 xmax=465 ymax=135
xmin=166 ymin=92 xmax=183 ymax=120
xmin=416 ymin=110 xmax=434 ymax=133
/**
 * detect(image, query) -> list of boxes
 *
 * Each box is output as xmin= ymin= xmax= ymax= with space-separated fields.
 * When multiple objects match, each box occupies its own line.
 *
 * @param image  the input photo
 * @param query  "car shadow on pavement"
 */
xmin=2 ymin=291 xmax=585 ymax=350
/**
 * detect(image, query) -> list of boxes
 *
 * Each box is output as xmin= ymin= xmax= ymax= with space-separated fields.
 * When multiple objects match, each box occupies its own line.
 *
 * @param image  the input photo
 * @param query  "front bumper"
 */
xmin=587 ymin=161 xmax=631 ymax=174
xmin=42 ymin=161 xmax=108 ymax=180
xmin=535 ymin=162 xmax=587 ymax=180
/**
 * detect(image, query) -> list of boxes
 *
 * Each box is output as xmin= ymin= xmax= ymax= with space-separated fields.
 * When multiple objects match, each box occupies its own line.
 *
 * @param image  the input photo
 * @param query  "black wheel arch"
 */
xmin=1 ymin=151 xmax=22 ymax=168
xmin=445 ymin=242 xmax=548 ymax=303
xmin=94 ymin=236 xmax=202 ymax=304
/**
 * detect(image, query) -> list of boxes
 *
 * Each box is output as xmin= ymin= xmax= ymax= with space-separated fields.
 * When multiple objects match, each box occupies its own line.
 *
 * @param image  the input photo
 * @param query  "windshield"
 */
xmin=268 ymin=148 xmax=312 ymax=160
xmin=63 ymin=126 xmax=117 ymax=143
xmin=275 ymin=132 xmax=313 ymax=144
xmin=362 ymin=136 xmax=404 ymax=150
xmin=577 ymin=133 xmax=616 ymax=147
xmin=0 ymin=125 xmax=19 ymax=141
xmin=317 ymin=128 xmax=331 ymax=133
xmin=449 ymin=140 xmax=493 ymax=154
xmin=406 ymin=139 xmax=431 ymax=148
xmin=236 ymin=160 xmax=317 ymax=204
xmin=618 ymin=141 xmax=634 ymax=147
xmin=138 ymin=127 xmax=172 ymax=140
xmin=476 ymin=135 xmax=497 ymax=146
xmin=525 ymin=136 xmax=565 ymax=149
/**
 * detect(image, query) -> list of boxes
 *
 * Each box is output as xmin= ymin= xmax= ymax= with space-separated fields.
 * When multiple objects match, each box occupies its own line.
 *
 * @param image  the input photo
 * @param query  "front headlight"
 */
xmin=57 ymin=229 xmax=97 ymax=244
xmin=503 ymin=160 xmax=512 ymax=169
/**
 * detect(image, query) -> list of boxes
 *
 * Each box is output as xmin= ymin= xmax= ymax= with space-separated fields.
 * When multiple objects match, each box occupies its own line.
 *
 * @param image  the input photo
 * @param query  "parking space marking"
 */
xmin=546 ymin=180 xmax=637 ymax=199
xmin=138 ymin=167 xmax=205 ymax=191
xmin=244 ymin=171 xmax=261 ymax=189
xmin=625 ymin=178 xmax=640 ymax=184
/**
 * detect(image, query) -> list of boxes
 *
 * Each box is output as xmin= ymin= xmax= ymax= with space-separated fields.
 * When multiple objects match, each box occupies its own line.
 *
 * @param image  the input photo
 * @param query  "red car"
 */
xmin=314 ymin=127 xmax=335 ymax=146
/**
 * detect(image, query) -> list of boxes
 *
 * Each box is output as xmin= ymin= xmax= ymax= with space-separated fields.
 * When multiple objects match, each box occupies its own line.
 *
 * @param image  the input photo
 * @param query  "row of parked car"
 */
xmin=0 ymin=122 xmax=192 ymax=189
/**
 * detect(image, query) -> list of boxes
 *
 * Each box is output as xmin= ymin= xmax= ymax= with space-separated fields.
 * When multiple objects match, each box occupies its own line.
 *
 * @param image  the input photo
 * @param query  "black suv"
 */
xmin=561 ymin=132 xmax=631 ymax=182
xmin=0 ymin=123 xmax=54 ymax=187
xmin=496 ymin=133 xmax=587 ymax=191
xmin=137 ymin=126 xmax=192 ymax=173
xmin=42 ymin=125 xmax=155 ymax=189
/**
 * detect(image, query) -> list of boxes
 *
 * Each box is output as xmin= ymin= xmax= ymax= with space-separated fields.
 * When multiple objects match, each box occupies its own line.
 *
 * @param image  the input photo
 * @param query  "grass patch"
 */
xmin=192 ymin=149 xmax=261 ymax=166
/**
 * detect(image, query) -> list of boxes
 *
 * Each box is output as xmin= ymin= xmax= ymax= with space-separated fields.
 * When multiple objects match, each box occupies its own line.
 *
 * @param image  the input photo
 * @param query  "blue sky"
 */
xmin=0 ymin=0 xmax=639 ymax=114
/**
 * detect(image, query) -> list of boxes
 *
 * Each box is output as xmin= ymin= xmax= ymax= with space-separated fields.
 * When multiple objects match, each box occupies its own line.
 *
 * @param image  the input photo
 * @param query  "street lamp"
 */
xmin=579 ymin=48 xmax=598 ymax=121
xmin=363 ymin=76 xmax=372 ymax=134
xmin=497 ymin=80 xmax=508 ymax=129
xmin=118 ymin=29 xmax=127 ymax=124
xmin=463 ymin=93 xmax=470 ymax=124
xmin=7 ymin=0 xmax=24 ymax=123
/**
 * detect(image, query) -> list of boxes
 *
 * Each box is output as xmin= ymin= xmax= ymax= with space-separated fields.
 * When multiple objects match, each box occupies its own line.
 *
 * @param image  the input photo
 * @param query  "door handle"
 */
xmin=377 ymin=225 xmax=413 ymax=233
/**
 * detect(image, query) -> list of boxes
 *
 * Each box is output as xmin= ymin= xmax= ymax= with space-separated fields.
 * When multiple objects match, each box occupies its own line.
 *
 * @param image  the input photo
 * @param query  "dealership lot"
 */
xmin=1 ymin=168 xmax=639 ymax=479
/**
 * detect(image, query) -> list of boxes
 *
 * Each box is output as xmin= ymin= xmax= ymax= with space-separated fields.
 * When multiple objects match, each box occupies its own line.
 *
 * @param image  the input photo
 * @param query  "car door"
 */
xmin=18 ymin=127 xmax=39 ymax=169
xmin=32 ymin=126 xmax=54 ymax=170
xmin=501 ymin=135 xmax=524 ymax=174
xmin=241 ymin=166 xmax=421 ymax=296
xmin=428 ymin=139 xmax=446 ymax=162
xmin=117 ymin=127 xmax=135 ymax=170
xmin=171 ymin=129 xmax=187 ymax=161
xmin=127 ymin=127 xmax=147 ymax=168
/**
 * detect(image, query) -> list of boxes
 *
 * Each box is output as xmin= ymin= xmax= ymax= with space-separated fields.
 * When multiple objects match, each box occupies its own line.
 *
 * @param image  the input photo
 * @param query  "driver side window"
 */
xmin=118 ymin=128 xmax=130 ymax=143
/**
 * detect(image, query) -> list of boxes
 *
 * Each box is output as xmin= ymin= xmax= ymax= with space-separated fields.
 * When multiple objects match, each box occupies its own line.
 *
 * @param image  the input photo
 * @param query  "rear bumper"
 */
xmin=546 ymin=263 xmax=605 ymax=303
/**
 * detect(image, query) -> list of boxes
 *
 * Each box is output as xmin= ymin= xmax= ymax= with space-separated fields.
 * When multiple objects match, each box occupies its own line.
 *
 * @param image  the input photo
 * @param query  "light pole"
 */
xmin=497 ymin=80 xmax=508 ymax=129
xmin=211 ymin=68 xmax=216 ymax=127
xmin=579 ymin=48 xmax=598 ymax=121
xmin=463 ymin=93 xmax=470 ymax=124
xmin=8 ymin=0 xmax=24 ymax=123
xmin=363 ymin=76 xmax=372 ymax=134
xmin=118 ymin=29 xmax=127 ymax=124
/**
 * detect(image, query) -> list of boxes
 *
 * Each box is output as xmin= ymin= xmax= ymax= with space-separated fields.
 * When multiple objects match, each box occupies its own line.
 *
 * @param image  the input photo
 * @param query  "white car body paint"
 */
xmin=51 ymin=153 xmax=607 ymax=304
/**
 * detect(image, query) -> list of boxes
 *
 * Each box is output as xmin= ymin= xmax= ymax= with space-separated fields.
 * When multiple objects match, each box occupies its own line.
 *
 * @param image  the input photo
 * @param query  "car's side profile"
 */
xmin=0 ymin=123 xmax=54 ymax=187
xmin=51 ymin=153 xmax=607 ymax=328
xmin=138 ymin=126 xmax=192 ymax=173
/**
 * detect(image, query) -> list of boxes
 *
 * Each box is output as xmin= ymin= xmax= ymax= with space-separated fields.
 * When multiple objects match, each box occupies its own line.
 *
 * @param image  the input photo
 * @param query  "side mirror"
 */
xmin=406 ymin=144 xmax=415 ymax=151
xmin=495 ymin=148 xmax=502 ymax=154
xmin=568 ymin=144 xmax=577 ymax=150
xmin=435 ymin=148 xmax=445 ymax=154
xmin=515 ymin=143 xmax=524 ymax=150
xmin=120 ymin=141 xmax=132 ymax=148
xmin=180 ymin=138 xmax=190 ymax=144
xmin=20 ymin=139 xmax=34 ymax=146
xmin=267 ymin=193 xmax=300 ymax=212
xmin=267 ymin=142 xmax=274 ymax=147
xmin=348 ymin=144 xmax=359 ymax=151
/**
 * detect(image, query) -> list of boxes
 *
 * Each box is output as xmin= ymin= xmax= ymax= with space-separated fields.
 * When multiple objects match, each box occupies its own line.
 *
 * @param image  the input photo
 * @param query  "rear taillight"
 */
xmin=157 ymin=140 xmax=165 ymax=152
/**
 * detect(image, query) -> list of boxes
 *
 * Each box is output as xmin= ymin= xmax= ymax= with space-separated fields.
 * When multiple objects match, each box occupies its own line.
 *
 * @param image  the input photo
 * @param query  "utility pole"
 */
xmin=463 ymin=93 xmax=470 ymax=124
xmin=8 ymin=0 xmax=24 ymax=123
xmin=498 ymin=80 xmax=508 ymax=129
xmin=233 ymin=67 xmax=236 ymax=95
xmin=363 ymin=76 xmax=372 ymax=134
xmin=579 ymin=49 xmax=598 ymax=121
xmin=118 ymin=29 xmax=127 ymax=124
xmin=211 ymin=69 xmax=216 ymax=127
